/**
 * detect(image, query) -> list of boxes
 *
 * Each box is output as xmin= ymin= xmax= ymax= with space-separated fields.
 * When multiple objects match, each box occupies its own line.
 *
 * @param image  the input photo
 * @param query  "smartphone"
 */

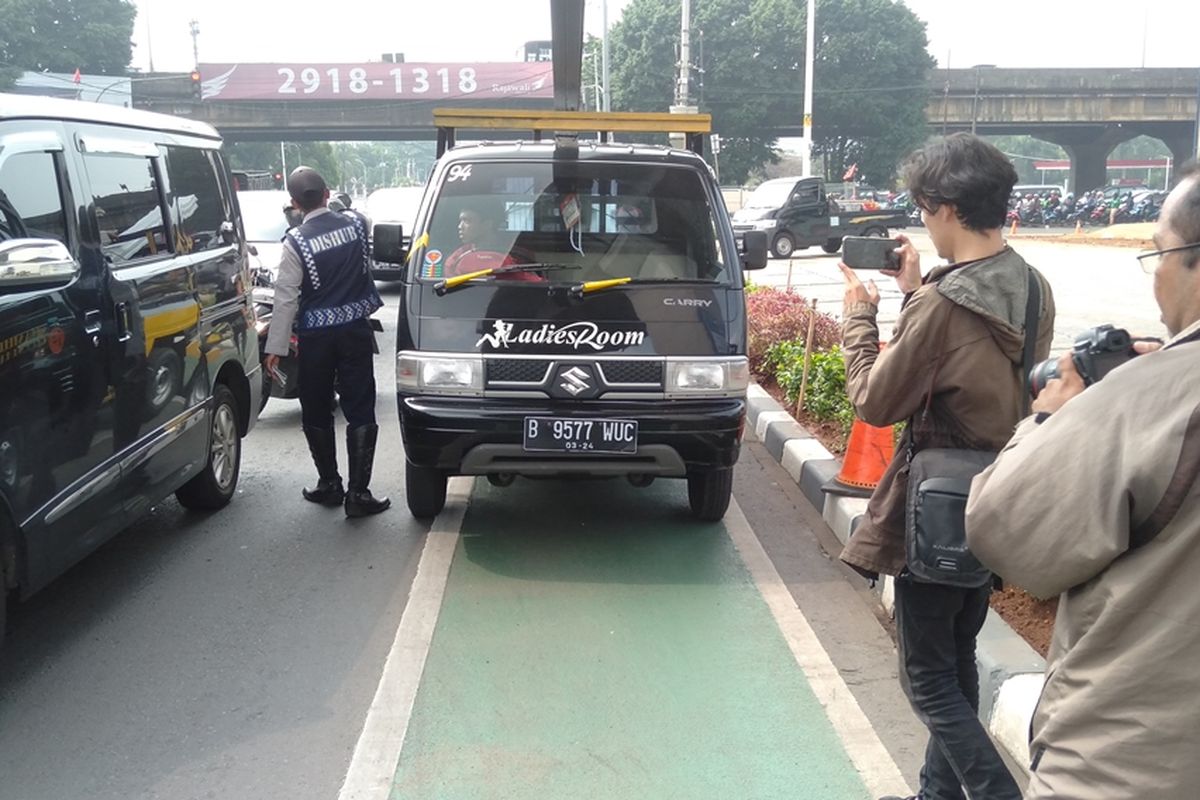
xmin=842 ymin=236 xmax=901 ymax=270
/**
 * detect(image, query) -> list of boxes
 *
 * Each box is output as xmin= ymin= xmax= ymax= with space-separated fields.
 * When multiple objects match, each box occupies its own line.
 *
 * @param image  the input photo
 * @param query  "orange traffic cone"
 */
xmin=1010 ymin=217 xmax=1018 ymax=235
xmin=823 ymin=416 xmax=895 ymax=498
xmin=1074 ymin=219 xmax=1083 ymax=235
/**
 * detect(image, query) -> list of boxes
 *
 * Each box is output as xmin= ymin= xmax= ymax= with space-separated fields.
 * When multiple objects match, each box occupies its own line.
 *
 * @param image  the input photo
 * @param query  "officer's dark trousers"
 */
xmin=894 ymin=576 xmax=1021 ymax=800
xmin=298 ymin=320 xmax=376 ymax=430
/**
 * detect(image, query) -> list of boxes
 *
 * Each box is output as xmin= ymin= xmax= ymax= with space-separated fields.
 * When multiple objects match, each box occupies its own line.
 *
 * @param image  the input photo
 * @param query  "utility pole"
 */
xmin=677 ymin=0 xmax=692 ymax=107
xmin=189 ymin=20 xmax=200 ymax=70
xmin=601 ymin=0 xmax=611 ymax=112
xmin=145 ymin=0 xmax=155 ymax=72
xmin=801 ymin=0 xmax=815 ymax=176
xmin=668 ymin=0 xmax=698 ymax=150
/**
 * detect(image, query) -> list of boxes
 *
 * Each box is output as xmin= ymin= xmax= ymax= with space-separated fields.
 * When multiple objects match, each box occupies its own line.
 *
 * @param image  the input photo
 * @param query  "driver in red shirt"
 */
xmin=443 ymin=205 xmax=541 ymax=282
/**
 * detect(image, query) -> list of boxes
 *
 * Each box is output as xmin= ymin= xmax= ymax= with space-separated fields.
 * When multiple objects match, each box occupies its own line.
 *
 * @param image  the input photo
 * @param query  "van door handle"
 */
xmin=84 ymin=309 xmax=102 ymax=347
xmin=114 ymin=302 xmax=132 ymax=342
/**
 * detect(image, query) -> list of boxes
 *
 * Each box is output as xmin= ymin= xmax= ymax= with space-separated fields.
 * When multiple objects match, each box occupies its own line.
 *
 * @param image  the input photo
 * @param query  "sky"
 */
xmin=129 ymin=0 xmax=1200 ymax=73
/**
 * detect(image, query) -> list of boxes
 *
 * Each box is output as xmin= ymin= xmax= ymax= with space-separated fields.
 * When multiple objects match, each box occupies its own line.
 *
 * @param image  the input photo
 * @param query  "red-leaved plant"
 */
xmin=746 ymin=287 xmax=841 ymax=374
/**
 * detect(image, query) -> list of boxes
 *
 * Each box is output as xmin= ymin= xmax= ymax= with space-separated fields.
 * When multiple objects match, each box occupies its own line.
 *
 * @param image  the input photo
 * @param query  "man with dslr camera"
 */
xmin=966 ymin=163 xmax=1200 ymax=798
xmin=838 ymin=133 xmax=1055 ymax=800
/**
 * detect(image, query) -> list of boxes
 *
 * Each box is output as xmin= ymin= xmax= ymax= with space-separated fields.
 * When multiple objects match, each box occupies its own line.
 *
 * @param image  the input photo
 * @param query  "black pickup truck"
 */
xmin=731 ymin=176 xmax=908 ymax=259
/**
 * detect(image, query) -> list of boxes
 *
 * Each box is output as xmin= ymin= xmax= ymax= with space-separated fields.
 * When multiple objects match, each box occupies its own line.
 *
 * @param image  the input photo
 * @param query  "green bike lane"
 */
xmin=343 ymin=475 xmax=911 ymax=800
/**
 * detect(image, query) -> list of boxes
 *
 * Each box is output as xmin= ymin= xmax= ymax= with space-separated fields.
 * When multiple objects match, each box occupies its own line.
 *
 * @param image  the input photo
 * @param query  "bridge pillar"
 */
xmin=1165 ymin=132 xmax=1198 ymax=178
xmin=1042 ymin=126 xmax=1137 ymax=193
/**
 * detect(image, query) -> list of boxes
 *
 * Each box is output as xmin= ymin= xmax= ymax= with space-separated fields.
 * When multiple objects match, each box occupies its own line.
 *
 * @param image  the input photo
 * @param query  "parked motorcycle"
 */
xmin=252 ymin=263 xmax=383 ymax=413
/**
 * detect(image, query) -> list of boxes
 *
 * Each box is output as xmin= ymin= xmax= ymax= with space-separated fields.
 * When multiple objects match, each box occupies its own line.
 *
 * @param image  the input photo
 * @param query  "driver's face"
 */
xmin=458 ymin=210 xmax=487 ymax=244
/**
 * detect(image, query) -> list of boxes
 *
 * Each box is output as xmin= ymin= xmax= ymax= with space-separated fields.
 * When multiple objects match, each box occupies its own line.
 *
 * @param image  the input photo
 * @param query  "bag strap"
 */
xmin=1020 ymin=270 xmax=1042 ymax=417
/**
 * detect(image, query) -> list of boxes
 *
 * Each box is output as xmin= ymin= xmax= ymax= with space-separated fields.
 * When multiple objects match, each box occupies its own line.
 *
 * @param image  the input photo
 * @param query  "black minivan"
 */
xmin=372 ymin=110 xmax=768 ymax=522
xmin=0 ymin=94 xmax=261 ymax=639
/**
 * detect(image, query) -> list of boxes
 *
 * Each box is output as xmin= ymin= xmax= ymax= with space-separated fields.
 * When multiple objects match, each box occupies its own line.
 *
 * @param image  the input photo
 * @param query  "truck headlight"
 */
xmin=753 ymin=219 xmax=778 ymax=230
xmin=665 ymin=358 xmax=750 ymax=397
xmin=397 ymin=352 xmax=483 ymax=395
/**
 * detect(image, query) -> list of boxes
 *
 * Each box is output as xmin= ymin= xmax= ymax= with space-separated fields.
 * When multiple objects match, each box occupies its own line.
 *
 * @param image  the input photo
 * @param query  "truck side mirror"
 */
xmin=372 ymin=223 xmax=406 ymax=265
xmin=740 ymin=230 xmax=769 ymax=270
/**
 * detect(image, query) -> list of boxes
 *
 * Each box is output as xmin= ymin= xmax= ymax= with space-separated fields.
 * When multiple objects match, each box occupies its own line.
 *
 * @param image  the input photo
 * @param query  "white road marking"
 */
xmin=725 ymin=498 xmax=914 ymax=797
xmin=335 ymin=476 xmax=473 ymax=800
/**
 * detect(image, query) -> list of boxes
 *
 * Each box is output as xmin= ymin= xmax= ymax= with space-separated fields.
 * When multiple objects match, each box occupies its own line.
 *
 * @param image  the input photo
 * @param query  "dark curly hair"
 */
xmin=901 ymin=133 xmax=1018 ymax=232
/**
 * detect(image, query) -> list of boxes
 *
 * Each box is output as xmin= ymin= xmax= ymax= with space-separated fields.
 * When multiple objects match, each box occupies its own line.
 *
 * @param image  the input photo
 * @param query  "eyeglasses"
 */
xmin=1137 ymin=242 xmax=1200 ymax=274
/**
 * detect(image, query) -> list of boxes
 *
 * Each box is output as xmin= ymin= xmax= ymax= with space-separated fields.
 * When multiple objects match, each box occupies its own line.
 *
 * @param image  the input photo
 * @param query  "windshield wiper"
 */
xmin=567 ymin=277 xmax=719 ymax=298
xmin=433 ymin=263 xmax=581 ymax=296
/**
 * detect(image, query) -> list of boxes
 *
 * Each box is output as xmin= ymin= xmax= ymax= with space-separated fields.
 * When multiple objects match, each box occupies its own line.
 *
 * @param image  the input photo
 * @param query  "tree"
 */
xmin=227 ymin=142 xmax=343 ymax=188
xmin=0 ymin=0 xmax=136 ymax=88
xmin=607 ymin=0 xmax=934 ymax=185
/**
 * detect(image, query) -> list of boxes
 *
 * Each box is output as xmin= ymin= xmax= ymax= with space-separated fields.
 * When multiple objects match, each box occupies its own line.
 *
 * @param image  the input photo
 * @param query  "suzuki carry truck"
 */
xmin=372 ymin=110 xmax=768 ymax=521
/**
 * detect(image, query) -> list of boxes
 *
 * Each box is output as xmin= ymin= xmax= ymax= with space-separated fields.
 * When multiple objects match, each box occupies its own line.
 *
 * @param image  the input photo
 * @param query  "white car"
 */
xmin=236 ymin=189 xmax=293 ymax=278
xmin=365 ymin=186 xmax=424 ymax=281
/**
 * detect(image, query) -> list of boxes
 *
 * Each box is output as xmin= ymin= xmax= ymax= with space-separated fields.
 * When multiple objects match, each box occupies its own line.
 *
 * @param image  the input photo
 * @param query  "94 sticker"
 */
xmin=446 ymin=164 xmax=473 ymax=183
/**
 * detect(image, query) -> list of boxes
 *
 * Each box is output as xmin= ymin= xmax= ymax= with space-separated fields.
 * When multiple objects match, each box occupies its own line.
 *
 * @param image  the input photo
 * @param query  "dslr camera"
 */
xmin=1029 ymin=324 xmax=1137 ymax=398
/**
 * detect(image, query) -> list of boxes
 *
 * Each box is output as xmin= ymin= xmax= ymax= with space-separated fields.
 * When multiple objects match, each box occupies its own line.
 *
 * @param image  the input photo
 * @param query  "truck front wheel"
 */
xmin=687 ymin=468 xmax=733 ymax=521
xmin=406 ymin=460 xmax=448 ymax=519
xmin=822 ymin=237 xmax=843 ymax=254
xmin=770 ymin=232 xmax=795 ymax=259
xmin=864 ymin=226 xmax=888 ymax=238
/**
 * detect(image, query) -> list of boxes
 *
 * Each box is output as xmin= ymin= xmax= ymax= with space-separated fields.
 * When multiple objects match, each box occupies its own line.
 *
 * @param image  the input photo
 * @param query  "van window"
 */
xmin=422 ymin=161 xmax=730 ymax=283
xmin=0 ymin=152 xmax=68 ymax=244
xmin=84 ymin=153 xmax=169 ymax=264
xmin=165 ymin=146 xmax=229 ymax=253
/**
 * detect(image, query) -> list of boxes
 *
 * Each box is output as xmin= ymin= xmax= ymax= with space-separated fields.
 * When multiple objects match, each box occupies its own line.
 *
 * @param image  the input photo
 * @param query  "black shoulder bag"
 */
xmin=904 ymin=270 xmax=1041 ymax=587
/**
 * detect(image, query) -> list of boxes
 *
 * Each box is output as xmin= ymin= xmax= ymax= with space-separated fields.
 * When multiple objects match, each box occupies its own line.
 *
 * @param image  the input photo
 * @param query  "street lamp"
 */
xmin=970 ymin=64 xmax=996 ymax=135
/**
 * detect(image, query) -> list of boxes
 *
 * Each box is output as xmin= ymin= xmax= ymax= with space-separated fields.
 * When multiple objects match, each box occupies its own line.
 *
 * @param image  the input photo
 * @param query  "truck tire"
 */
xmin=864 ymin=226 xmax=888 ymax=238
xmin=406 ymin=460 xmax=448 ymax=519
xmin=176 ymin=384 xmax=241 ymax=511
xmin=822 ymin=238 xmax=843 ymax=254
xmin=687 ymin=468 xmax=733 ymax=522
xmin=770 ymin=232 xmax=795 ymax=259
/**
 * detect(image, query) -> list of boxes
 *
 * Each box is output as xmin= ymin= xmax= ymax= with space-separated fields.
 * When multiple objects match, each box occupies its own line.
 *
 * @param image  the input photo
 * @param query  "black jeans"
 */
xmin=894 ymin=576 xmax=1020 ymax=800
xmin=297 ymin=320 xmax=377 ymax=430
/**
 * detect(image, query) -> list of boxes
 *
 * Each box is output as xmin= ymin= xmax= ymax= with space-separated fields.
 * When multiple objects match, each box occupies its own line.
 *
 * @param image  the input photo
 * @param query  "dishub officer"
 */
xmin=264 ymin=167 xmax=390 ymax=517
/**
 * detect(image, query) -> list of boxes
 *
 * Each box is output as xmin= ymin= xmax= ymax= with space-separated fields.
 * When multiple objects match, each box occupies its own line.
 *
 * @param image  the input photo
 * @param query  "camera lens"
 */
xmin=1028 ymin=358 xmax=1060 ymax=398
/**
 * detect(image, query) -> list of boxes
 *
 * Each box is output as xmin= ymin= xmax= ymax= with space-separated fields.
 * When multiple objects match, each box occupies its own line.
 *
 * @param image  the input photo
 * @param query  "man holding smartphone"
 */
xmin=837 ymin=133 xmax=1056 ymax=800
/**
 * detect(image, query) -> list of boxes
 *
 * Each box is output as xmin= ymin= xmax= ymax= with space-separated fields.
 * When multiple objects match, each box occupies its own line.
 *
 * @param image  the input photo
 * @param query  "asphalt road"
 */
xmin=0 ymin=282 xmax=932 ymax=799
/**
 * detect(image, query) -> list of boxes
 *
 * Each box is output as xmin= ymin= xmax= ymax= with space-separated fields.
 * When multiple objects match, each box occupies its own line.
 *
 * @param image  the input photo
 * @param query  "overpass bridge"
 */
xmin=135 ymin=66 xmax=1200 ymax=192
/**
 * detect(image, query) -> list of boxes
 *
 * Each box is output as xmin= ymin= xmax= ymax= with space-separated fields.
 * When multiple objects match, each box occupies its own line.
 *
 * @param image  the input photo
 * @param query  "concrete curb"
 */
xmin=745 ymin=383 xmax=1046 ymax=776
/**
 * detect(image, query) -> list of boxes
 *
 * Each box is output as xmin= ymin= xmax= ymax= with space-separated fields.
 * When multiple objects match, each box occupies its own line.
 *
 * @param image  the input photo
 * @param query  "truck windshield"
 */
xmin=416 ymin=161 xmax=732 ymax=286
xmin=743 ymin=179 xmax=795 ymax=209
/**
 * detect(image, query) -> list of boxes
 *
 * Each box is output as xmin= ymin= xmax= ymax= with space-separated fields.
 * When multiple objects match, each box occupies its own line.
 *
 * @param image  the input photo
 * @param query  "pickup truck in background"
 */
xmin=731 ymin=176 xmax=908 ymax=259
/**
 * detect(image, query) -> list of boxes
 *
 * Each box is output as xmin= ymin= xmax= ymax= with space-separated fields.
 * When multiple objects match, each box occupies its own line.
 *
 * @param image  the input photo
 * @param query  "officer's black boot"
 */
xmin=301 ymin=426 xmax=345 ymax=506
xmin=345 ymin=424 xmax=390 ymax=517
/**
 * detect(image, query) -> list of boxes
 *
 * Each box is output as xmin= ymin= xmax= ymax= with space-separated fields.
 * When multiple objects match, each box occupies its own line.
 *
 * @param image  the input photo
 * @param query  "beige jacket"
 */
xmin=966 ymin=320 xmax=1200 ymax=799
xmin=839 ymin=246 xmax=1055 ymax=577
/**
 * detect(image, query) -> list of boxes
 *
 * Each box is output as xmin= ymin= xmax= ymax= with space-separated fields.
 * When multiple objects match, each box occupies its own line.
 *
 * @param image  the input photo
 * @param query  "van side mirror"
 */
xmin=740 ymin=230 xmax=769 ymax=270
xmin=372 ymin=223 xmax=406 ymax=265
xmin=0 ymin=238 xmax=79 ymax=288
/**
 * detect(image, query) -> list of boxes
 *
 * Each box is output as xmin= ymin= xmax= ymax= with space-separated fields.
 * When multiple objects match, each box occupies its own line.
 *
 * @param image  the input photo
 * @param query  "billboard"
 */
xmin=198 ymin=62 xmax=554 ymax=102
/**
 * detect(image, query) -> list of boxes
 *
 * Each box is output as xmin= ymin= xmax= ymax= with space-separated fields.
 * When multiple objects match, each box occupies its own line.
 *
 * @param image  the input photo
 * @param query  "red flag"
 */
xmin=72 ymin=68 xmax=81 ymax=84
xmin=842 ymin=163 xmax=858 ymax=181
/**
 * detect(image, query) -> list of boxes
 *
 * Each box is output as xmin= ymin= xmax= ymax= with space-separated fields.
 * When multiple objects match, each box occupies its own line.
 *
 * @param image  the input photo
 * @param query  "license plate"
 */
xmin=523 ymin=417 xmax=638 ymax=454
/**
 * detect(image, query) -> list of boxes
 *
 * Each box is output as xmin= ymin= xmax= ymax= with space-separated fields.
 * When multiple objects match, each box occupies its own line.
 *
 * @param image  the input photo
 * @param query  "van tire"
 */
xmin=687 ymin=468 xmax=733 ymax=522
xmin=822 ymin=238 xmax=843 ymax=254
xmin=770 ymin=232 xmax=795 ymax=259
xmin=176 ymin=384 xmax=241 ymax=511
xmin=406 ymin=460 xmax=448 ymax=519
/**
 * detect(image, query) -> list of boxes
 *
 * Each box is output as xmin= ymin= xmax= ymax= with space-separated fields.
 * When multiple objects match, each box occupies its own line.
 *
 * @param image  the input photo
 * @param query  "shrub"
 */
xmin=746 ymin=287 xmax=840 ymax=374
xmin=765 ymin=340 xmax=856 ymax=439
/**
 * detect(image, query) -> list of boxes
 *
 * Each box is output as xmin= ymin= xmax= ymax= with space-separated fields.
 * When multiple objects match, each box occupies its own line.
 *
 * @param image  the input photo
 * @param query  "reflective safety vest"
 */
xmin=285 ymin=209 xmax=382 ymax=331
